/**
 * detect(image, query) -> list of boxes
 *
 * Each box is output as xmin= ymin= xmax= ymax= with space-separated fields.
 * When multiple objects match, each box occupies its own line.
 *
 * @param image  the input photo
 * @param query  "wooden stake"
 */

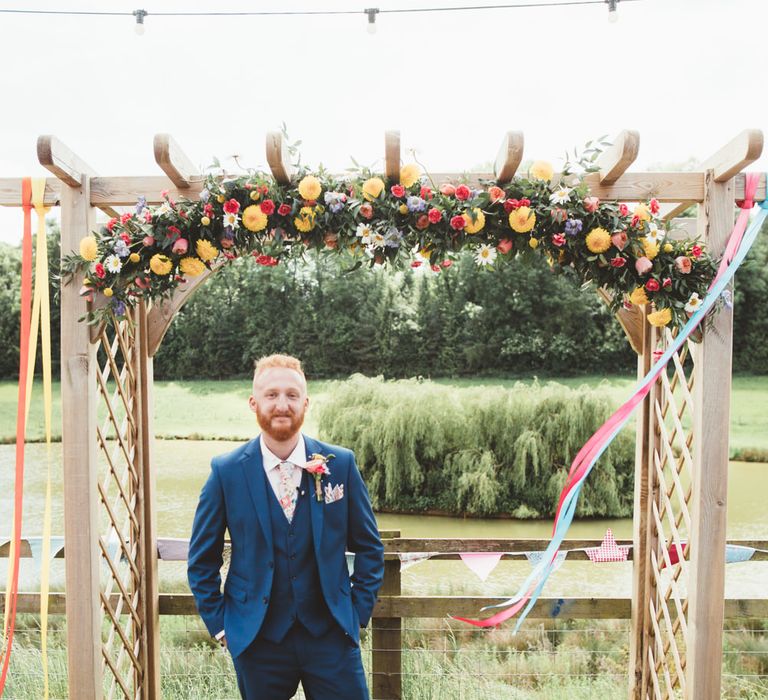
xmin=372 ymin=531 xmax=402 ymax=700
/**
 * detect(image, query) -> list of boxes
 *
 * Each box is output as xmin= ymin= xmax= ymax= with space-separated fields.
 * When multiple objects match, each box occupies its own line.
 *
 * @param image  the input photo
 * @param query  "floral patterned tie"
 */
xmin=277 ymin=461 xmax=297 ymax=522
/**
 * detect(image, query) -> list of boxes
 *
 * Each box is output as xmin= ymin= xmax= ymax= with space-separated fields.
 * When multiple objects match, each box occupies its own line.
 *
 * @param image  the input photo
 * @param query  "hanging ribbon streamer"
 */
xmin=455 ymin=173 xmax=766 ymax=630
xmin=0 ymin=179 xmax=35 ymax=695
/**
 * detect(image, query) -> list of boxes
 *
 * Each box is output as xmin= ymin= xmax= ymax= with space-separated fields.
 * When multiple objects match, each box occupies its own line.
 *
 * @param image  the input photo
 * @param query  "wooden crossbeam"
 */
xmin=494 ymin=131 xmax=524 ymax=185
xmin=265 ymin=131 xmax=292 ymax=184
xmin=598 ymin=130 xmax=640 ymax=184
xmin=385 ymin=130 xmax=400 ymax=181
xmin=153 ymin=134 xmax=199 ymax=188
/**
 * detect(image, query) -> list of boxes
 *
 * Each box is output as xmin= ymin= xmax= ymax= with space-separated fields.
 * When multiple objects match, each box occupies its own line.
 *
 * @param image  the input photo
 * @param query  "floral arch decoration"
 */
xmin=62 ymin=140 xmax=715 ymax=332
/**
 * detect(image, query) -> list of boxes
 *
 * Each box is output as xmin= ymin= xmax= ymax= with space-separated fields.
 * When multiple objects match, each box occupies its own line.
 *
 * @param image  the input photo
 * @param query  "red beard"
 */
xmin=256 ymin=406 xmax=305 ymax=441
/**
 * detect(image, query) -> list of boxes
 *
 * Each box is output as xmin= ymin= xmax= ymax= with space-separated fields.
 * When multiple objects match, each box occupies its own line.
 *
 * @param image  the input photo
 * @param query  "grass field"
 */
xmin=2 ymin=374 xmax=767 ymax=456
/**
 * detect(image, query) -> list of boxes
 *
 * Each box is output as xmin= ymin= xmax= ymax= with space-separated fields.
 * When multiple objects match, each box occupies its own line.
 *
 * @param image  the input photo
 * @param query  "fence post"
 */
xmin=372 ymin=530 xmax=402 ymax=700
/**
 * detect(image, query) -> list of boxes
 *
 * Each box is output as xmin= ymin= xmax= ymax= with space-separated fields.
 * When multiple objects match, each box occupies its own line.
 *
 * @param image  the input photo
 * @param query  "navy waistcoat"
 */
xmin=259 ymin=469 xmax=335 ymax=643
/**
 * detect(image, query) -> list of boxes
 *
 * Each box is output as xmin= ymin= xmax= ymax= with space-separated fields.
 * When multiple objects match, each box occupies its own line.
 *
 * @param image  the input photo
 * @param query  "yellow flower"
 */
xmin=643 ymin=239 xmax=659 ymax=260
xmin=585 ymin=227 xmax=611 ymax=254
xmin=629 ymin=287 xmax=649 ymax=305
xmin=529 ymin=237 xmax=539 ymax=249
xmin=129 ymin=253 xmax=140 ymax=263
xmin=634 ymin=203 xmax=651 ymax=222
xmin=179 ymin=257 xmax=206 ymax=277
xmin=362 ymin=177 xmax=385 ymax=201
xmin=648 ymin=308 xmax=672 ymax=327
xmin=400 ymin=164 xmax=420 ymax=188
xmin=529 ymin=161 xmax=554 ymax=182
xmin=294 ymin=206 xmax=316 ymax=232
xmin=509 ymin=206 xmax=536 ymax=233
xmin=420 ymin=246 xmax=432 ymax=259
xmin=79 ymin=236 xmax=98 ymax=261
xmin=298 ymin=175 xmax=322 ymax=201
xmin=398 ymin=204 xmax=409 ymax=215
xmin=463 ymin=208 xmax=486 ymax=234
xmin=216 ymin=194 xmax=226 ymax=204
xmin=663 ymin=242 xmax=673 ymax=253
xmin=196 ymin=239 xmax=219 ymax=262
xmin=149 ymin=254 xmax=173 ymax=276
xmin=103 ymin=287 xmax=113 ymax=298
xmin=242 ymin=205 xmax=269 ymax=232
xmin=249 ymin=190 xmax=261 ymax=201
xmin=201 ymin=216 xmax=211 ymax=226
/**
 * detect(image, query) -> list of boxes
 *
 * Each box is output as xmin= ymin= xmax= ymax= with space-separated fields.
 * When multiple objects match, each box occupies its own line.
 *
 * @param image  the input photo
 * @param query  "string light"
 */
xmin=607 ymin=0 xmax=618 ymax=23
xmin=133 ymin=8 xmax=147 ymax=35
xmin=365 ymin=7 xmax=379 ymax=34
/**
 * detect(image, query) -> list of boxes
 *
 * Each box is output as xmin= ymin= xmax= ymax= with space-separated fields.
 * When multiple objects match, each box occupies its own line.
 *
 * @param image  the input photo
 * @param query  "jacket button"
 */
xmin=262 ymin=596 xmax=269 ymax=604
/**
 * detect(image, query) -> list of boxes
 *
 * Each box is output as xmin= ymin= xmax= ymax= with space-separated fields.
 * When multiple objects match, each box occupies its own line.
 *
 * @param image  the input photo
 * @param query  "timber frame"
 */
xmin=0 ymin=127 xmax=765 ymax=699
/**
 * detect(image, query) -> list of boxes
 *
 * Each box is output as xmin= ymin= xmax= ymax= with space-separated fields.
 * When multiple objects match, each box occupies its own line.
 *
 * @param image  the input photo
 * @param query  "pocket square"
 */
xmin=324 ymin=482 xmax=344 ymax=504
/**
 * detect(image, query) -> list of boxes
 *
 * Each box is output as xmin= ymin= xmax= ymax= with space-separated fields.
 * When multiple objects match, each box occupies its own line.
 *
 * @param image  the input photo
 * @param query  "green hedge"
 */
xmin=317 ymin=376 xmax=634 ymax=518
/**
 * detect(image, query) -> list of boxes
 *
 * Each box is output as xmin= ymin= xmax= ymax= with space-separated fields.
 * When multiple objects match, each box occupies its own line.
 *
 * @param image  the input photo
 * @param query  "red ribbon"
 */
xmin=0 ymin=178 xmax=33 ymax=694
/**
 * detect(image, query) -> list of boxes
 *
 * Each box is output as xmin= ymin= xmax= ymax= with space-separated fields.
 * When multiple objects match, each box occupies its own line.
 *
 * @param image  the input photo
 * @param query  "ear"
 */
xmin=248 ymin=395 xmax=258 ymax=413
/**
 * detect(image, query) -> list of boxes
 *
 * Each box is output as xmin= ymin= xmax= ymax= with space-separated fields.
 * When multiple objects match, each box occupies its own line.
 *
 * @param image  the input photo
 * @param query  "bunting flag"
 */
xmin=725 ymin=544 xmax=757 ymax=564
xmin=156 ymin=538 xmax=190 ymax=561
xmin=398 ymin=552 xmax=436 ymax=571
xmin=26 ymin=537 xmax=66 ymax=573
xmin=454 ymin=173 xmax=767 ymax=632
xmin=584 ymin=529 xmax=630 ymax=563
xmin=459 ymin=553 xmax=503 ymax=582
xmin=525 ymin=550 xmax=567 ymax=573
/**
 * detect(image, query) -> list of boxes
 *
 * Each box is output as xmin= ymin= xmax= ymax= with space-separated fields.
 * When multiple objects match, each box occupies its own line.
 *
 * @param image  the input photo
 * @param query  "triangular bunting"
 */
xmin=525 ymin=550 xmax=567 ymax=573
xmin=459 ymin=553 xmax=503 ymax=582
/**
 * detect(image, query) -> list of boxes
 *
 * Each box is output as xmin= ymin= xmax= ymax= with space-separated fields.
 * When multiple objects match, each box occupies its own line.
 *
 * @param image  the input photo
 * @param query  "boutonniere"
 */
xmin=303 ymin=453 xmax=334 ymax=502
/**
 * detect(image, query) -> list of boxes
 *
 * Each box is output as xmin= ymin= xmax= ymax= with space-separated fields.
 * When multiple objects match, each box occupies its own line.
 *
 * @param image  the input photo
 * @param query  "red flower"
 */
xmin=119 ymin=232 xmax=131 ymax=244
xmin=441 ymin=259 xmax=453 ymax=269
xmin=179 ymin=209 xmax=188 ymax=219
xmin=410 ymin=260 xmax=423 ymax=268
xmin=167 ymin=225 xmax=181 ymax=239
xmin=691 ymin=245 xmax=702 ymax=258
xmin=160 ymin=189 xmax=169 ymax=198
xmin=120 ymin=213 xmax=132 ymax=225
xmin=552 ymin=233 xmax=566 ymax=247
xmin=420 ymin=186 xmax=433 ymax=200
xmin=503 ymin=199 xmax=519 ymax=214
xmin=253 ymin=253 xmax=279 ymax=266
xmin=650 ymin=198 xmax=660 ymax=214
xmin=106 ymin=218 xmax=118 ymax=232
xmin=449 ymin=215 xmax=466 ymax=230
xmin=497 ymin=238 xmax=513 ymax=254
xmin=488 ymin=186 xmax=505 ymax=203
xmin=455 ymin=184 xmax=471 ymax=201
xmin=359 ymin=203 xmax=374 ymax=219
xmin=519 ymin=198 xmax=530 ymax=207
xmin=203 ymin=203 xmax=214 ymax=217
xmin=390 ymin=185 xmax=406 ymax=198
xmin=260 ymin=199 xmax=275 ymax=215
xmin=416 ymin=214 xmax=430 ymax=230
xmin=610 ymin=256 xmax=626 ymax=268
xmin=631 ymin=215 xmax=640 ymax=228
xmin=619 ymin=203 xmax=629 ymax=217
xmin=431 ymin=264 xmax=441 ymax=272
xmin=645 ymin=279 xmax=660 ymax=292
xmin=223 ymin=198 xmax=240 ymax=214
xmin=277 ymin=203 xmax=291 ymax=216
xmin=662 ymin=277 xmax=672 ymax=289
xmin=427 ymin=208 xmax=442 ymax=224
xmin=260 ymin=185 xmax=269 ymax=195
xmin=94 ymin=263 xmax=106 ymax=279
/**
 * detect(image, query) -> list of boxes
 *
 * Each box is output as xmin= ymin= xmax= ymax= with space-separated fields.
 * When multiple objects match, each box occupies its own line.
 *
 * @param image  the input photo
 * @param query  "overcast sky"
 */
xmin=0 ymin=0 xmax=766 ymax=243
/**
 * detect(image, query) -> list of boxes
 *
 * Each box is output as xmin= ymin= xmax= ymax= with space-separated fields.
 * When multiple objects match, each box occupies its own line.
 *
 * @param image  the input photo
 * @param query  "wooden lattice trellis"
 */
xmin=0 ymin=129 xmax=763 ymax=699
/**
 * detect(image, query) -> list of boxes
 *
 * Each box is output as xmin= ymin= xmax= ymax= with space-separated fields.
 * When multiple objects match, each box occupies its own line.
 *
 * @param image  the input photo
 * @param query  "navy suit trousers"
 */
xmin=231 ymin=623 xmax=368 ymax=700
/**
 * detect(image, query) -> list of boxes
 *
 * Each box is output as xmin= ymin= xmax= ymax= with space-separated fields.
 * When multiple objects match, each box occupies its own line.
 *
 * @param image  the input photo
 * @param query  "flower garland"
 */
xmin=61 ymin=156 xmax=716 ymax=330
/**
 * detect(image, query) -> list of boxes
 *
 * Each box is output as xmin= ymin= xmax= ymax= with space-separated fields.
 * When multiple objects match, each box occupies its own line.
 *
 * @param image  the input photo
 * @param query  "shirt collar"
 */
xmin=260 ymin=434 xmax=306 ymax=473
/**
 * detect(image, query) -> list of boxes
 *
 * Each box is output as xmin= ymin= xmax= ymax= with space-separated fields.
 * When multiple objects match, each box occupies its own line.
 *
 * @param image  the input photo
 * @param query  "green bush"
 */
xmin=317 ymin=376 xmax=635 ymax=518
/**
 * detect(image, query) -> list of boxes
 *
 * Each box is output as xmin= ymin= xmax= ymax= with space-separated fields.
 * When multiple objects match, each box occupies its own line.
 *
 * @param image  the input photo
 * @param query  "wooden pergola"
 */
xmin=1 ymin=128 xmax=766 ymax=699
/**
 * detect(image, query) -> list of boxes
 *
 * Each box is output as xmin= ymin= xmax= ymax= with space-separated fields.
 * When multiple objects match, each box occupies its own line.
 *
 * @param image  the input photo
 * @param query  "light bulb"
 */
xmin=608 ymin=9 xmax=618 ymax=23
xmin=134 ymin=9 xmax=147 ymax=35
xmin=135 ymin=23 xmax=145 ymax=35
xmin=367 ymin=22 xmax=377 ymax=35
xmin=365 ymin=8 xmax=379 ymax=35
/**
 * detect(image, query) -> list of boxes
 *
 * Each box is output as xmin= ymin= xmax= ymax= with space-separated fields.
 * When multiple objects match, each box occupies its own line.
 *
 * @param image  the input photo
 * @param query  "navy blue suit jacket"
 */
xmin=187 ymin=434 xmax=385 ymax=659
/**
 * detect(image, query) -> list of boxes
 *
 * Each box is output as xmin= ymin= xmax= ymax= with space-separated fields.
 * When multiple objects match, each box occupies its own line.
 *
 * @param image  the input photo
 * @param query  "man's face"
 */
xmin=248 ymin=367 xmax=309 ymax=441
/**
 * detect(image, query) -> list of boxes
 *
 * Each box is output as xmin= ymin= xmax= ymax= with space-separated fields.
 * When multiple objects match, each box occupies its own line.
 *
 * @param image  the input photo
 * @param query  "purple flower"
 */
xmin=114 ymin=240 xmax=130 ymax=258
xmin=406 ymin=196 xmax=426 ymax=213
xmin=384 ymin=226 xmax=403 ymax=248
xmin=199 ymin=188 xmax=210 ymax=203
xmin=135 ymin=196 xmax=147 ymax=215
xmin=564 ymin=218 xmax=583 ymax=236
xmin=113 ymin=300 xmax=126 ymax=316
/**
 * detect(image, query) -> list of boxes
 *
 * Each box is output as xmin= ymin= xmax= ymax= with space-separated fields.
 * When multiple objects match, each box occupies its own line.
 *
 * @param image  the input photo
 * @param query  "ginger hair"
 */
xmin=253 ymin=354 xmax=306 ymax=383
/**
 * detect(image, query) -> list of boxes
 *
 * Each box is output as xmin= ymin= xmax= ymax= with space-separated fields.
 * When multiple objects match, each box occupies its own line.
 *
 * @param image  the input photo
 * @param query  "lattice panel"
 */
xmin=643 ymin=328 xmax=699 ymax=700
xmin=94 ymin=313 xmax=145 ymax=699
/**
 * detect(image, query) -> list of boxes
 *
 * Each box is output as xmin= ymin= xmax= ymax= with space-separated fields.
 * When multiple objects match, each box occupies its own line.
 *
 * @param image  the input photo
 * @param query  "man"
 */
xmin=188 ymin=354 xmax=384 ymax=699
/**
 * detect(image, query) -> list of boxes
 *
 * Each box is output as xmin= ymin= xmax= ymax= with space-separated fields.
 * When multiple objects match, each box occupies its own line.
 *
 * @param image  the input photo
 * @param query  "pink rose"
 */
xmin=497 ymin=238 xmax=513 ymax=254
xmin=449 ymin=215 xmax=466 ymax=231
xmin=441 ymin=259 xmax=453 ymax=269
xmin=439 ymin=183 xmax=456 ymax=197
xmin=619 ymin=203 xmax=629 ymax=217
xmin=427 ymin=208 xmax=442 ymax=224
xmin=455 ymin=184 xmax=471 ymax=201
xmin=552 ymin=233 xmax=566 ymax=247
xmin=420 ymin=186 xmax=433 ymax=200
xmin=390 ymin=184 xmax=405 ymax=198
xmin=650 ymin=198 xmax=660 ymax=214
xmin=635 ymin=257 xmax=653 ymax=275
xmin=691 ymin=245 xmax=702 ymax=258
xmin=645 ymin=279 xmax=660 ymax=292
xmin=359 ymin=203 xmax=374 ymax=219
xmin=120 ymin=212 xmax=132 ymax=224
xmin=662 ymin=277 xmax=672 ymax=289
xmin=223 ymin=198 xmax=240 ymax=214
xmin=277 ymin=203 xmax=292 ymax=217
xmin=503 ymin=199 xmax=519 ymax=214
xmin=416 ymin=215 xmax=430 ymax=230
xmin=583 ymin=196 xmax=600 ymax=213
xmin=410 ymin=260 xmax=423 ymax=268
xmin=488 ymin=186 xmax=505 ymax=203
xmin=303 ymin=459 xmax=329 ymax=475
xmin=431 ymin=264 xmax=441 ymax=273
xmin=610 ymin=256 xmax=626 ymax=268
xmin=675 ymin=256 xmax=692 ymax=273
xmin=171 ymin=238 xmax=189 ymax=255
xmin=142 ymin=235 xmax=155 ymax=247
xmin=611 ymin=232 xmax=628 ymax=251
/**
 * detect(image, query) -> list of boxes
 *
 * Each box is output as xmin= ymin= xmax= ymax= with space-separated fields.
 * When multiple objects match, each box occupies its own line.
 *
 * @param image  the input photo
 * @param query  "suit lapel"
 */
xmin=304 ymin=435 xmax=324 ymax=555
xmin=241 ymin=436 xmax=273 ymax=546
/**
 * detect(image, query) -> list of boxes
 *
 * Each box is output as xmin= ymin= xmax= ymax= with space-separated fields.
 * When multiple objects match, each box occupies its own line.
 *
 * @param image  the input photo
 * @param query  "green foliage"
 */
xmin=317 ymin=375 xmax=635 ymax=518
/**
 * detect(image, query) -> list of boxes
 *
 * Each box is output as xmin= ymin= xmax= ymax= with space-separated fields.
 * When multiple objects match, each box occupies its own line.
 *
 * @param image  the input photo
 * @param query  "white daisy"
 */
xmin=355 ymin=222 xmax=373 ymax=245
xmin=155 ymin=202 xmax=173 ymax=217
xmin=474 ymin=244 xmax=497 ymax=267
xmin=369 ymin=232 xmax=386 ymax=249
xmin=685 ymin=293 xmax=703 ymax=314
xmin=104 ymin=254 xmax=122 ymax=274
xmin=223 ymin=212 xmax=240 ymax=229
xmin=549 ymin=186 xmax=572 ymax=206
xmin=645 ymin=222 xmax=663 ymax=243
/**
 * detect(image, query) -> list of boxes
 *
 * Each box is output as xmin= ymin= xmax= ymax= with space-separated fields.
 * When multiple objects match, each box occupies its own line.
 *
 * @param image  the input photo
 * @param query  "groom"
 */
xmin=188 ymin=354 xmax=384 ymax=699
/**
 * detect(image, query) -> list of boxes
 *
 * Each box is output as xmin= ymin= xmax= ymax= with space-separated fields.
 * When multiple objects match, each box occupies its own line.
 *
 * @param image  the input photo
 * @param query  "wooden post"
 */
xmin=59 ymin=175 xmax=102 ymax=699
xmin=628 ymin=309 xmax=653 ymax=699
xmin=136 ymin=302 xmax=161 ymax=698
xmin=685 ymin=170 xmax=735 ymax=699
xmin=372 ymin=531 xmax=402 ymax=700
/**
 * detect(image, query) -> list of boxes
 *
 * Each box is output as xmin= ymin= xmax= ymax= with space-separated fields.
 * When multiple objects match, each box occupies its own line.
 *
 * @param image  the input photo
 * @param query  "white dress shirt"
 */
xmin=215 ymin=434 xmax=306 ymax=643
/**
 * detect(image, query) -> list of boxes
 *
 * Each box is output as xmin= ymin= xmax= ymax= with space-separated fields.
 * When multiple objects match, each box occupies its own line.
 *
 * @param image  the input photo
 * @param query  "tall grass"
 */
xmin=317 ymin=376 xmax=635 ymax=518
